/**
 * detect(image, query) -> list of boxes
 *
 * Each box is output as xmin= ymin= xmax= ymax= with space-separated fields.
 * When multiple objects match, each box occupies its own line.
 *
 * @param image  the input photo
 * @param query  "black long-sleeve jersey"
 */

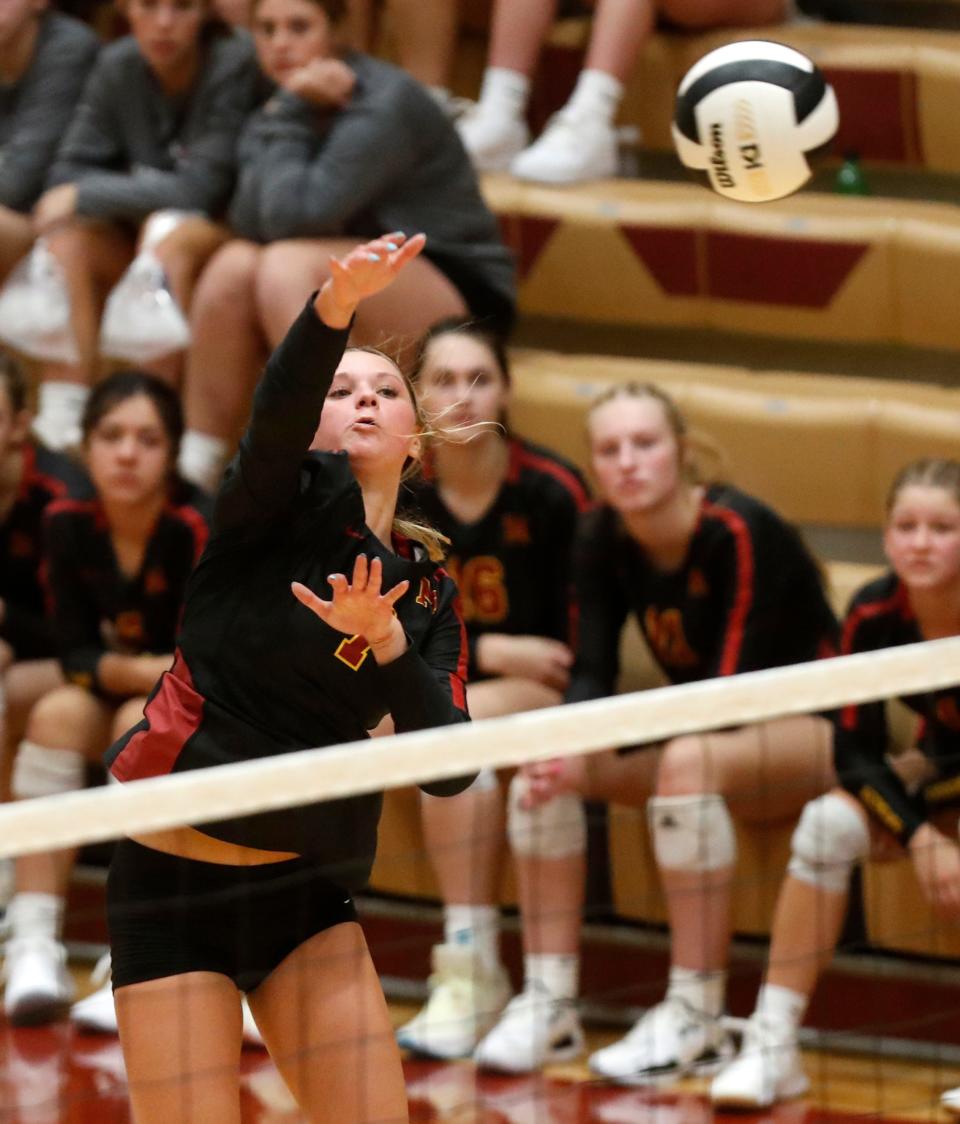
xmin=569 ymin=484 xmax=838 ymax=709
xmin=835 ymin=571 xmax=960 ymax=845
xmin=0 ymin=439 xmax=89 ymax=660
xmin=44 ymin=492 xmax=208 ymax=695
xmin=106 ymin=300 xmax=472 ymax=884
xmin=407 ymin=439 xmax=590 ymax=678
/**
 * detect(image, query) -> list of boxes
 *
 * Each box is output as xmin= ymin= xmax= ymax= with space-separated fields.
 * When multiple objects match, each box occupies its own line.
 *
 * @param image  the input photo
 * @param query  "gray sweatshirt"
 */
xmin=229 ymin=52 xmax=515 ymax=327
xmin=0 ymin=13 xmax=99 ymax=212
xmin=49 ymin=30 xmax=258 ymax=224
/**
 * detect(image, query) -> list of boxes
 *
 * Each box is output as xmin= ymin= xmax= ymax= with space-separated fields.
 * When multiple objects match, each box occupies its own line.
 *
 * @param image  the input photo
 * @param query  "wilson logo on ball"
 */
xmin=672 ymin=40 xmax=839 ymax=203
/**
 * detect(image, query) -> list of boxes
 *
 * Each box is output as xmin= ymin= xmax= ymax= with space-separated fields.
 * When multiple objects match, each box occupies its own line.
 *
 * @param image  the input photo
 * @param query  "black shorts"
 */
xmin=107 ymin=839 xmax=358 ymax=994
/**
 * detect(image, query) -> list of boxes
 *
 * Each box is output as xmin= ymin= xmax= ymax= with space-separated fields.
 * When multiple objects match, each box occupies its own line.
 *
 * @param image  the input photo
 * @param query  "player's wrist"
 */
xmin=315 ymin=282 xmax=356 ymax=329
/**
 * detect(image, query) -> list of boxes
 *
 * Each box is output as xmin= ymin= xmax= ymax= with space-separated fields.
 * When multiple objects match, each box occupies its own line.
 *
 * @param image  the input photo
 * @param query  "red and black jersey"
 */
xmin=0 ymin=438 xmax=89 ymax=659
xmin=44 ymin=492 xmax=209 ymax=696
xmin=407 ymin=438 xmax=590 ymax=678
xmin=835 ymin=571 xmax=960 ymax=844
xmin=106 ymin=301 xmax=472 ymax=881
xmin=569 ymin=483 xmax=838 ymax=705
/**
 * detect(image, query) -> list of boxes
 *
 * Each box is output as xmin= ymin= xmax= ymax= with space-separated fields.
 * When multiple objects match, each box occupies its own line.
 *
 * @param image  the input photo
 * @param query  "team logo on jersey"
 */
xmin=687 ymin=568 xmax=708 ymax=597
xmin=446 ymin=555 xmax=508 ymax=624
xmin=502 ymin=514 xmax=531 ymax=545
xmin=415 ymin=576 xmax=438 ymax=613
xmin=145 ymin=567 xmax=168 ymax=595
xmin=643 ymin=607 xmax=698 ymax=669
xmin=335 ymin=634 xmax=371 ymax=671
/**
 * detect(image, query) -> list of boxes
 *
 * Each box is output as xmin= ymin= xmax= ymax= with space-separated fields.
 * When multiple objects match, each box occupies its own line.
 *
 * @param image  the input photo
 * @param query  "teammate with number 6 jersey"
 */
xmin=394 ymin=318 xmax=590 ymax=1061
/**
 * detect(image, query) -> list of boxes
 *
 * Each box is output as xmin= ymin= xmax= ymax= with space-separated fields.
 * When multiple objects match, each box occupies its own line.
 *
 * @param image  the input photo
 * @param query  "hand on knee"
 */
xmin=909 ymin=822 xmax=960 ymax=918
xmin=507 ymin=771 xmax=586 ymax=858
xmin=647 ymin=793 xmax=736 ymax=872
xmin=788 ymin=792 xmax=869 ymax=894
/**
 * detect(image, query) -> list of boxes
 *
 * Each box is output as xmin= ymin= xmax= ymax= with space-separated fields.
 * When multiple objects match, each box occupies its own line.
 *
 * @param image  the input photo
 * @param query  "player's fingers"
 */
xmin=352 ymin=554 xmax=369 ymax=590
xmin=327 ymin=573 xmax=348 ymax=598
xmin=391 ymin=232 xmax=425 ymax=270
xmin=291 ymin=581 xmax=331 ymax=619
xmin=365 ymin=555 xmax=382 ymax=593
xmin=382 ymin=579 xmax=410 ymax=607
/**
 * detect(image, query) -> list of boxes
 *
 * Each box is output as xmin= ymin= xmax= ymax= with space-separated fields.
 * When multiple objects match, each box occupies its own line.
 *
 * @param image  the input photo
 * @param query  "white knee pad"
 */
xmin=788 ymin=792 xmax=870 ymax=894
xmin=648 ymin=794 xmax=736 ymax=872
xmin=464 ymin=767 xmax=498 ymax=793
xmin=507 ymin=772 xmax=586 ymax=859
xmin=11 ymin=741 xmax=85 ymax=800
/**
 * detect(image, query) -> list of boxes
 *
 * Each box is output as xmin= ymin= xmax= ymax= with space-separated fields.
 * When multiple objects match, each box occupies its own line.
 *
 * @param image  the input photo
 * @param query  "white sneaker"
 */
xmin=473 ymin=981 xmax=585 ymax=1073
xmin=457 ymin=105 xmax=530 ymax=172
xmin=71 ymin=953 xmax=116 ymax=1033
xmin=941 ymin=1085 xmax=960 ymax=1117
xmin=510 ymin=110 xmax=619 ymax=185
xmin=589 ymin=996 xmax=733 ymax=1086
xmin=396 ymin=943 xmax=512 ymax=1059
xmin=3 ymin=935 xmax=75 ymax=1026
xmin=710 ymin=1014 xmax=809 ymax=1108
xmin=241 ymin=996 xmax=265 ymax=1047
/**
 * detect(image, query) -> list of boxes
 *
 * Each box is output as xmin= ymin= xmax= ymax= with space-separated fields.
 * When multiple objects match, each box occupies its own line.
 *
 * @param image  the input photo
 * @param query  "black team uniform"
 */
xmin=105 ymin=300 xmax=473 ymax=993
xmin=409 ymin=439 xmax=590 ymax=678
xmin=836 ymin=572 xmax=960 ymax=844
xmin=1 ymin=439 xmax=89 ymax=660
xmin=569 ymin=485 xmax=838 ymax=719
xmin=43 ymin=490 xmax=208 ymax=694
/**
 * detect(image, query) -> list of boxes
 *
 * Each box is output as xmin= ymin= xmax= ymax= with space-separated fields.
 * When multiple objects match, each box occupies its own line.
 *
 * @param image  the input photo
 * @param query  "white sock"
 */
xmin=667 ymin=965 xmax=726 ymax=1018
xmin=7 ymin=892 xmax=64 ymax=942
xmin=33 ymin=382 xmax=89 ymax=451
xmin=525 ymin=952 xmax=579 ymax=1001
xmin=564 ymin=68 xmax=624 ymax=125
xmin=444 ymin=903 xmax=501 ymax=970
xmin=178 ymin=429 xmax=229 ymax=494
xmin=477 ymin=67 xmax=530 ymax=118
xmin=755 ymin=982 xmax=807 ymax=1030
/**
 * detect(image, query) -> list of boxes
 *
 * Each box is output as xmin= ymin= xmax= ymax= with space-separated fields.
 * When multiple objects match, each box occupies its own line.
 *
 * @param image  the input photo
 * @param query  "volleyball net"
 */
xmin=3 ymin=637 xmax=960 ymax=1120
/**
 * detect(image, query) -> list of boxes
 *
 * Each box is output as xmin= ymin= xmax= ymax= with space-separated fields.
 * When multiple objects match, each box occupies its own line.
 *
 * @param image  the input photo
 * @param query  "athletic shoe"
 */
xmin=510 ymin=111 xmax=619 ymax=185
xmin=710 ymin=1013 xmax=809 ymax=1108
xmin=71 ymin=953 xmax=116 ymax=1033
xmin=396 ymin=942 xmax=512 ymax=1059
xmin=589 ymin=996 xmax=733 ymax=1086
xmin=456 ymin=105 xmax=530 ymax=172
xmin=473 ymin=981 xmax=585 ymax=1072
xmin=942 ymin=1086 xmax=960 ymax=1117
xmin=241 ymin=996 xmax=265 ymax=1047
xmin=3 ymin=935 xmax=75 ymax=1026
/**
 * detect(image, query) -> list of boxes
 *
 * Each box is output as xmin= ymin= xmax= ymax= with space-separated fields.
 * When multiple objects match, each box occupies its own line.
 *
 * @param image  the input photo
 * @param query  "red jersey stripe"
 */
xmin=516 ymin=445 xmax=591 ymax=512
xmin=840 ymin=585 xmax=907 ymax=728
xmin=702 ymin=502 xmax=755 ymax=677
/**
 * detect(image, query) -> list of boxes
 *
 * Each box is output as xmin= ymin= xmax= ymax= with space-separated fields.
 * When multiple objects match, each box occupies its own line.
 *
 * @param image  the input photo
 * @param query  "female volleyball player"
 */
xmin=104 ymin=233 xmax=473 ymax=1122
xmin=711 ymin=458 xmax=960 ymax=1112
xmin=473 ymin=381 xmax=839 ymax=1083
xmin=395 ymin=319 xmax=589 ymax=1059
xmin=3 ymin=371 xmax=207 ymax=1028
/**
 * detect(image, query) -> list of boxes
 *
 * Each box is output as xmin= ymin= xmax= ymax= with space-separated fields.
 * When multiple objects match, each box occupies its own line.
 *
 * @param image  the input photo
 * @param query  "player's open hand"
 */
xmin=292 ymin=554 xmax=409 ymax=660
xmin=315 ymin=232 xmax=426 ymax=329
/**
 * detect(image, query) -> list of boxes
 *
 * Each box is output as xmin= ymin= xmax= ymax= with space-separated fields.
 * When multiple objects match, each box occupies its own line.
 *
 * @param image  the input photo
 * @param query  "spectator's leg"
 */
xmin=511 ymin=0 xmax=649 ymax=183
xmin=34 ymin=220 xmax=134 ymax=451
xmin=0 ymin=204 xmax=34 ymax=287
xmin=179 ymin=239 xmax=264 ymax=492
xmin=4 ymin=685 xmax=114 ymax=1024
xmin=387 ymin=0 xmax=460 ymax=106
xmin=256 ymin=239 xmax=467 ymax=370
xmin=139 ymin=216 xmax=232 ymax=388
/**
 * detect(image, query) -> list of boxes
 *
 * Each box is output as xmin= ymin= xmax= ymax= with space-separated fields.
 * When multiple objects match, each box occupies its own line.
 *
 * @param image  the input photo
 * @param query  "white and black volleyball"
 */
xmin=672 ymin=40 xmax=839 ymax=203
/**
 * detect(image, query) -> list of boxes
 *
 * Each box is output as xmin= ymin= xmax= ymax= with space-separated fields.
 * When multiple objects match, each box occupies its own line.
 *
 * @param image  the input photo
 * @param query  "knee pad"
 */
xmin=11 ymin=741 xmax=85 ymax=800
xmin=788 ymin=792 xmax=869 ymax=894
xmin=507 ymin=772 xmax=586 ymax=859
xmin=648 ymin=794 xmax=736 ymax=872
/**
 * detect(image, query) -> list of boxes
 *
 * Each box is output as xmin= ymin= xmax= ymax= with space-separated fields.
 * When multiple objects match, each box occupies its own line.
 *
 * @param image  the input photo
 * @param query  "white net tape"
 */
xmin=1 ymin=636 xmax=959 ymax=859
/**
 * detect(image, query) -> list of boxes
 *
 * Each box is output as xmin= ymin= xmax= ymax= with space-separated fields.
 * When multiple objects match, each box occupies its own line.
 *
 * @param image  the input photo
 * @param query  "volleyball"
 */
xmin=672 ymin=40 xmax=839 ymax=203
